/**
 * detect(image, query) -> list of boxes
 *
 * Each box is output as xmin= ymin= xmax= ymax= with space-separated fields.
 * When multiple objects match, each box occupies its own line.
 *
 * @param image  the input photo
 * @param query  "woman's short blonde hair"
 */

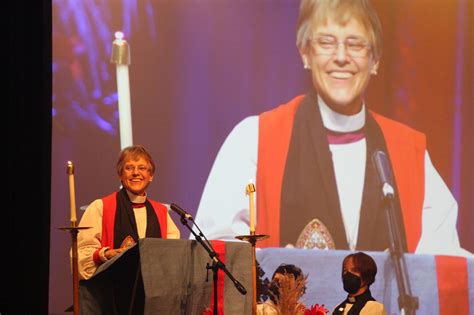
xmin=296 ymin=0 xmax=383 ymax=61
xmin=116 ymin=145 xmax=156 ymax=176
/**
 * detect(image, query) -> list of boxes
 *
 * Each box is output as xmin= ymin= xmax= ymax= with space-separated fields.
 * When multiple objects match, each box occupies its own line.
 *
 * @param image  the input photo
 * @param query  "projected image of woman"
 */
xmin=192 ymin=0 xmax=472 ymax=257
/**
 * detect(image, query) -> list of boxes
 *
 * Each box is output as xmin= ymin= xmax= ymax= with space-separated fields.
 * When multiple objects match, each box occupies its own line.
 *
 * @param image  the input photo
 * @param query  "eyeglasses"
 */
xmin=124 ymin=165 xmax=150 ymax=173
xmin=310 ymin=35 xmax=371 ymax=58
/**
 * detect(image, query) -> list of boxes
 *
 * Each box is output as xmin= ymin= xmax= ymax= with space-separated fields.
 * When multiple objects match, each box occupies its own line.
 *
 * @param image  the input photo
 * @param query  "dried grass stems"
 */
xmin=269 ymin=273 xmax=308 ymax=315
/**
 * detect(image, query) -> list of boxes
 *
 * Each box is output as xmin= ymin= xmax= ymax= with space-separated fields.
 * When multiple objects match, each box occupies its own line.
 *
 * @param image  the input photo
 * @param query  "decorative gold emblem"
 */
xmin=295 ymin=219 xmax=335 ymax=250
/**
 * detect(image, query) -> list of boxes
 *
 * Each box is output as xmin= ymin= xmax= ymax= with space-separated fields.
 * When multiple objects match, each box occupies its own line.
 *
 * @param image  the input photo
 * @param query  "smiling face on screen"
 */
xmin=300 ymin=15 xmax=379 ymax=115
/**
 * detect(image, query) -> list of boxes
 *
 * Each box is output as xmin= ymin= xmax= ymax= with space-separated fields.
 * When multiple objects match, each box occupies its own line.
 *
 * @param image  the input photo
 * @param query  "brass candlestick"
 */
xmin=58 ymin=161 xmax=91 ymax=315
xmin=236 ymin=182 xmax=269 ymax=315
xmin=58 ymin=224 xmax=91 ymax=315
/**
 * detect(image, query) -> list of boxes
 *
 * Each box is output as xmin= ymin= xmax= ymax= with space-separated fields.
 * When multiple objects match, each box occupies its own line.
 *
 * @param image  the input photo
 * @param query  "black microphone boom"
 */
xmin=372 ymin=150 xmax=395 ymax=197
xmin=371 ymin=149 xmax=419 ymax=314
xmin=170 ymin=203 xmax=194 ymax=220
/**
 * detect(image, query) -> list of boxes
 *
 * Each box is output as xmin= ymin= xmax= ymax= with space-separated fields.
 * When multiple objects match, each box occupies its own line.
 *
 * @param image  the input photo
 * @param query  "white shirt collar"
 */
xmin=317 ymin=95 xmax=366 ymax=132
xmin=126 ymin=189 xmax=147 ymax=203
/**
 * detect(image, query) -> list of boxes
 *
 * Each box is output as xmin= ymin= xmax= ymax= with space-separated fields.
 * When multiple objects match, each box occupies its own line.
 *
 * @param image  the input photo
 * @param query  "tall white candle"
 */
xmin=111 ymin=31 xmax=133 ymax=149
xmin=67 ymin=161 xmax=77 ymax=223
xmin=246 ymin=182 xmax=256 ymax=234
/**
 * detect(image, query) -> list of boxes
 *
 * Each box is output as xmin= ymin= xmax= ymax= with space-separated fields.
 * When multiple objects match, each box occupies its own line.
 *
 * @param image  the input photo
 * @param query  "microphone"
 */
xmin=372 ymin=150 xmax=395 ymax=197
xmin=170 ymin=203 xmax=194 ymax=220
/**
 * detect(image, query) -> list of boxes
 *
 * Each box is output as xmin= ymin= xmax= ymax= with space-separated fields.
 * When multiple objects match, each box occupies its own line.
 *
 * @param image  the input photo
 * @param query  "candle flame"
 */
xmin=114 ymin=31 xmax=124 ymax=40
xmin=67 ymin=161 xmax=74 ymax=175
xmin=246 ymin=182 xmax=256 ymax=194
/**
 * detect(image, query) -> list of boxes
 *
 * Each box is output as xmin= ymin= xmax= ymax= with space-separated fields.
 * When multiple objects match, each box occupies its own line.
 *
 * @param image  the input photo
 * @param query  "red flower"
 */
xmin=305 ymin=304 xmax=329 ymax=315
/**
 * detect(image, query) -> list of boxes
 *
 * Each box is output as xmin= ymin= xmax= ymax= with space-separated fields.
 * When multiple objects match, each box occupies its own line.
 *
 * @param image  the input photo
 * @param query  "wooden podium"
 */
xmin=79 ymin=239 xmax=253 ymax=314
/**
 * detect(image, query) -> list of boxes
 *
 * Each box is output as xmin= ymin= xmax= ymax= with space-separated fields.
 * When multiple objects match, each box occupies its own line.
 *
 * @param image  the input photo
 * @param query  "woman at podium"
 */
xmin=74 ymin=145 xmax=180 ymax=280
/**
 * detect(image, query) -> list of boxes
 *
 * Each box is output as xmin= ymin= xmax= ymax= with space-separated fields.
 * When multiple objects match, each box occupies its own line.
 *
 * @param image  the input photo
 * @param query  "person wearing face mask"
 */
xmin=74 ymin=145 xmax=180 ymax=280
xmin=332 ymin=252 xmax=386 ymax=315
xmin=192 ymin=0 xmax=472 ymax=257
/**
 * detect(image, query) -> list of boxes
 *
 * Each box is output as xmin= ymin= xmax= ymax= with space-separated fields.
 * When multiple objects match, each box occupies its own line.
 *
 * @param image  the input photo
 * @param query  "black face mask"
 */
xmin=342 ymin=272 xmax=361 ymax=294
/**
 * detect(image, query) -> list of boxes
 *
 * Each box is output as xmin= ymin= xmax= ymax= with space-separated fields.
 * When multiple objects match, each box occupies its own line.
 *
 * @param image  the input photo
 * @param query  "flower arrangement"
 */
xmin=203 ymin=261 xmax=330 ymax=315
xmin=259 ymin=273 xmax=329 ymax=315
xmin=271 ymin=273 xmax=308 ymax=314
xmin=304 ymin=303 xmax=329 ymax=315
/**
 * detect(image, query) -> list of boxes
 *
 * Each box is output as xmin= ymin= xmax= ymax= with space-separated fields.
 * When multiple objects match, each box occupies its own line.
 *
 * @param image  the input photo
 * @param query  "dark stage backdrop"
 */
xmin=51 ymin=0 xmax=473 ymax=313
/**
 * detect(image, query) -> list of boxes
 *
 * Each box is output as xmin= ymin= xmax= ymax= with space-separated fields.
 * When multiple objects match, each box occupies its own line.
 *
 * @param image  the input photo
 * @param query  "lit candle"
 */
xmin=67 ymin=161 xmax=77 ymax=224
xmin=110 ymin=31 xmax=133 ymax=149
xmin=246 ymin=181 xmax=256 ymax=234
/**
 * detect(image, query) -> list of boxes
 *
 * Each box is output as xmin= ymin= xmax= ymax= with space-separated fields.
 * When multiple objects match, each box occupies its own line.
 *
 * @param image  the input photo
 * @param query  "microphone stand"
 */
xmin=381 ymin=185 xmax=418 ymax=315
xmin=178 ymin=215 xmax=247 ymax=315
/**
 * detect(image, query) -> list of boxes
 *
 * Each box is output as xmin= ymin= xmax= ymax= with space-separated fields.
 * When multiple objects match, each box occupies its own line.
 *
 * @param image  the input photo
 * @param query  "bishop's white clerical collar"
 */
xmin=126 ymin=189 xmax=147 ymax=204
xmin=317 ymin=95 xmax=366 ymax=133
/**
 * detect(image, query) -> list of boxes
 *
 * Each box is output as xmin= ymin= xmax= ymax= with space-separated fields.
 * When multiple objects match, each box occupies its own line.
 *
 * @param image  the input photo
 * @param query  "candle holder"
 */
xmin=58 ymin=222 xmax=91 ymax=315
xmin=235 ymin=233 xmax=269 ymax=246
xmin=62 ymin=161 xmax=91 ymax=315
xmin=235 ymin=232 xmax=269 ymax=315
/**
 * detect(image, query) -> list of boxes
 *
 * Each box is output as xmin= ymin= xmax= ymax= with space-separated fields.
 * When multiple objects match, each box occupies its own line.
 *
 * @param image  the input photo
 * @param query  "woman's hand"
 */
xmin=104 ymin=235 xmax=136 ymax=259
xmin=120 ymin=235 xmax=136 ymax=248
xmin=104 ymin=247 xmax=125 ymax=259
